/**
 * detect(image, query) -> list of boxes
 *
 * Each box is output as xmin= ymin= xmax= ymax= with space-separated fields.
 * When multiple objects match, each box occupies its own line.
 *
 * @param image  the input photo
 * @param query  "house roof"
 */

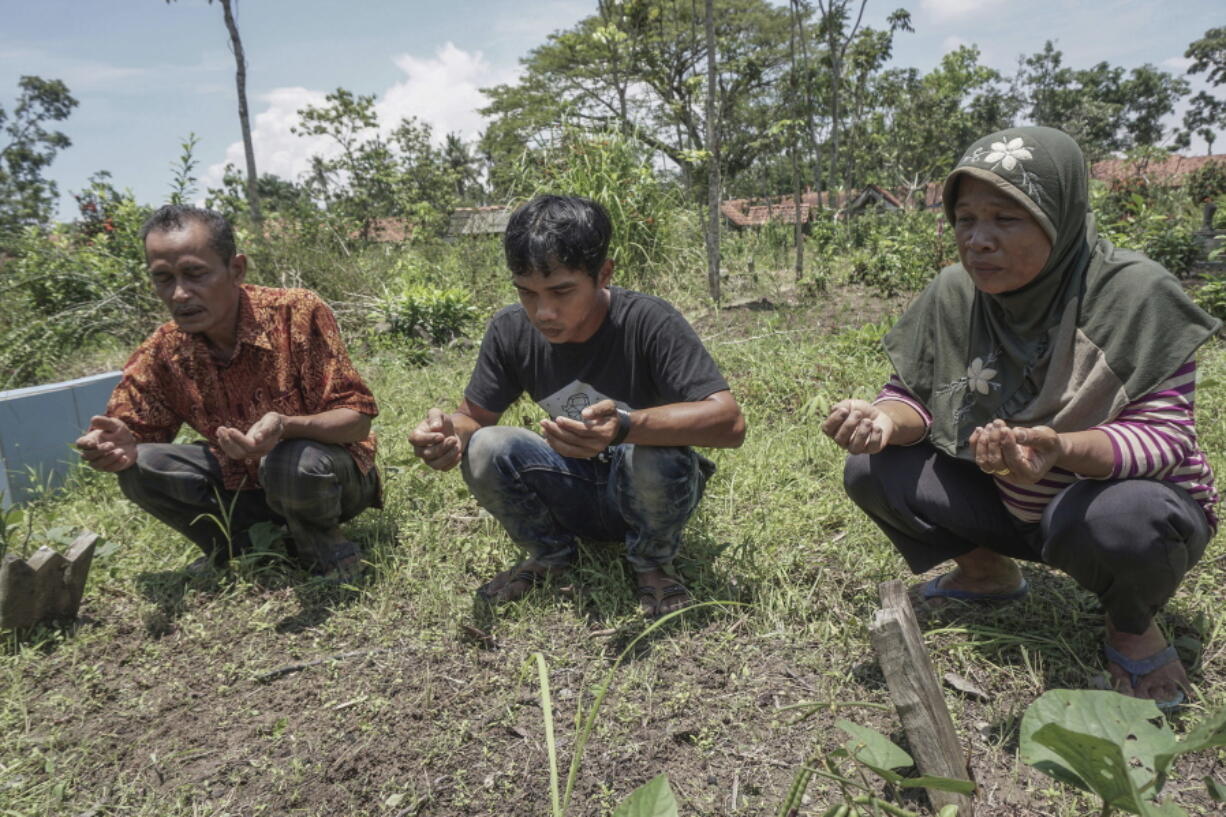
xmin=448 ymin=205 xmax=511 ymax=237
xmin=1091 ymin=153 xmax=1226 ymax=185
xmin=721 ymin=184 xmax=917 ymax=226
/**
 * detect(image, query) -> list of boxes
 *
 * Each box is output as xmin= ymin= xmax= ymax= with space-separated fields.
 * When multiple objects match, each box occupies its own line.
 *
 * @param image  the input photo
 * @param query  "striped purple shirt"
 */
xmin=874 ymin=361 xmax=1218 ymax=529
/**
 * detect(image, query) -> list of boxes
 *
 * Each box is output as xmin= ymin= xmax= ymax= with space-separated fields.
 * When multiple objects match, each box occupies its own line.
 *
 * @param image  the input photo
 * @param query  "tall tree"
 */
xmin=704 ymin=0 xmax=721 ymax=302
xmin=480 ymin=0 xmax=793 ymax=200
xmin=0 ymin=75 xmax=78 ymax=242
xmin=293 ymin=89 xmax=456 ymax=237
xmin=1185 ymin=26 xmax=1226 ymax=87
xmin=1176 ymin=28 xmax=1226 ymax=154
xmin=864 ymin=47 xmax=1018 ymax=202
xmin=217 ymin=0 xmax=262 ymax=227
xmin=813 ymin=0 xmax=866 ymax=195
xmin=1019 ymin=42 xmax=1188 ymax=160
xmin=166 ymin=0 xmax=262 ymax=225
xmin=443 ymin=133 xmax=483 ymax=204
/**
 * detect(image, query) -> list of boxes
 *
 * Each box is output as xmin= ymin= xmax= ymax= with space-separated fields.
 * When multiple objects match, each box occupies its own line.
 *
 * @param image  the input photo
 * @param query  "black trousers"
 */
xmin=117 ymin=440 xmax=379 ymax=569
xmin=843 ymin=443 xmax=1212 ymax=634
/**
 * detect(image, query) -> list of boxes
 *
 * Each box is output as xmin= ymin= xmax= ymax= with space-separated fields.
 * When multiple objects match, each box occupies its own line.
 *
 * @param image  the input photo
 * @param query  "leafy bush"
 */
xmin=1020 ymin=689 xmax=1226 ymax=816
xmin=848 ymin=210 xmax=955 ymax=296
xmin=508 ymin=129 xmax=686 ymax=294
xmin=0 ymin=185 xmax=159 ymax=388
xmin=1193 ymin=273 xmax=1226 ymax=322
xmin=1095 ymin=190 xmax=1203 ymax=277
xmin=363 ymin=284 xmax=479 ymax=366
xmin=374 ymin=285 xmax=478 ymax=345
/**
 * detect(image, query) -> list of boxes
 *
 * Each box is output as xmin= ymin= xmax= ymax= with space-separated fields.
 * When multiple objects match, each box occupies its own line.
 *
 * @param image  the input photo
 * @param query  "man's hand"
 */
xmin=410 ymin=408 xmax=463 ymax=471
xmin=75 ymin=415 xmax=138 ymax=472
xmin=216 ymin=411 xmax=285 ymax=461
xmin=540 ymin=398 xmax=621 ymax=459
xmin=821 ymin=399 xmax=895 ymax=454
xmin=969 ymin=419 xmax=1062 ymax=484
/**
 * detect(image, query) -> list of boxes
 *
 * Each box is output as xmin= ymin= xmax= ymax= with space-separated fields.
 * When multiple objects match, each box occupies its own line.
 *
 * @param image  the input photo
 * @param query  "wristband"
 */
xmin=610 ymin=408 xmax=632 ymax=447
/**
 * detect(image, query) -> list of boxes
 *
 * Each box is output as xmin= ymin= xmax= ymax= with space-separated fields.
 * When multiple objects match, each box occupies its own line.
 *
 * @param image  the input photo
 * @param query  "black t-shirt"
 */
xmin=464 ymin=286 xmax=730 ymax=420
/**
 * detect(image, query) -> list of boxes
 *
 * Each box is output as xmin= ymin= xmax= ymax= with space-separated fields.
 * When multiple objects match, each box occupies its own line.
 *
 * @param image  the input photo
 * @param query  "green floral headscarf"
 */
xmin=883 ymin=126 xmax=1220 ymax=457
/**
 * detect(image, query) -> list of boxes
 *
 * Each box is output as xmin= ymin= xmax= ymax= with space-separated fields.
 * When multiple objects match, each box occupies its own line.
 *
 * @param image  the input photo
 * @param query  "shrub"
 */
xmin=1193 ymin=273 xmax=1226 ymax=322
xmin=374 ymin=285 xmax=478 ymax=345
xmin=1094 ymin=187 xmax=1203 ymax=278
xmin=0 ymin=189 xmax=159 ymax=388
xmin=847 ymin=210 xmax=955 ymax=296
xmin=508 ymin=129 xmax=684 ymax=294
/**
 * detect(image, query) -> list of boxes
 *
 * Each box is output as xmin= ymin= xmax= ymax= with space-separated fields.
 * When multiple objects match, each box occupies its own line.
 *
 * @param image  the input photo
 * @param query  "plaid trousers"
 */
xmin=117 ymin=439 xmax=379 ymax=568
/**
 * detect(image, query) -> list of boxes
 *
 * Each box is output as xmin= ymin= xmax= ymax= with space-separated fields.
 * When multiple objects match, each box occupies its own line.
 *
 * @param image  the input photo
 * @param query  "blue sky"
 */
xmin=2 ymin=0 xmax=1219 ymax=219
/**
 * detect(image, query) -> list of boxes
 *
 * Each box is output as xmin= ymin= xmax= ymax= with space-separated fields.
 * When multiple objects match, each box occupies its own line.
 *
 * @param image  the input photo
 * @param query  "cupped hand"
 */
xmin=540 ymin=398 xmax=620 ymax=459
xmin=216 ymin=411 xmax=285 ymax=461
xmin=969 ymin=419 xmax=1062 ymax=483
xmin=821 ymin=399 xmax=895 ymax=454
xmin=75 ymin=415 xmax=138 ymax=472
xmin=410 ymin=407 xmax=463 ymax=471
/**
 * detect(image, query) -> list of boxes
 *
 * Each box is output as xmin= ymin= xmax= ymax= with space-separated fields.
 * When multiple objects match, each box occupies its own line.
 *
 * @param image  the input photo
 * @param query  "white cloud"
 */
xmin=920 ymin=0 xmax=1006 ymax=22
xmin=942 ymin=35 xmax=969 ymax=53
xmin=203 ymin=43 xmax=516 ymax=191
xmin=1163 ymin=56 xmax=1194 ymax=72
xmin=378 ymin=42 xmax=515 ymax=141
xmin=203 ymin=86 xmax=330 ymax=190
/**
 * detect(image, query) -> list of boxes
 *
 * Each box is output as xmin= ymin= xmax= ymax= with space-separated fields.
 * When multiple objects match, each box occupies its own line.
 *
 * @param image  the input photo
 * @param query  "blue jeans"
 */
xmin=461 ymin=426 xmax=712 ymax=572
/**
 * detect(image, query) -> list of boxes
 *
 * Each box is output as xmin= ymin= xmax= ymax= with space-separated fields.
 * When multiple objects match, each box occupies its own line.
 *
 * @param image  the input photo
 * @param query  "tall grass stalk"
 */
xmin=532 ymin=601 xmax=732 ymax=816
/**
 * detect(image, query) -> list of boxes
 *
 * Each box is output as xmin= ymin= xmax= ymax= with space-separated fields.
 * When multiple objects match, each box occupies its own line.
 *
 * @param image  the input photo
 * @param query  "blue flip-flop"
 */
xmin=1103 ymin=643 xmax=1186 ymax=712
xmin=918 ymin=573 xmax=1029 ymax=602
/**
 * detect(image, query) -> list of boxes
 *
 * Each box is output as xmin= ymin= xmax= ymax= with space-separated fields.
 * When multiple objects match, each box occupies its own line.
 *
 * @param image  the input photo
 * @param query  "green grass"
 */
xmin=1 ymin=287 xmax=1224 ymax=817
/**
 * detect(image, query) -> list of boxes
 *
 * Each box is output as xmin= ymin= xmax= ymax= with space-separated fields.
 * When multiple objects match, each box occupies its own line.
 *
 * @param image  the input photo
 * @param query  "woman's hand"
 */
xmin=970 ymin=419 xmax=1063 ymax=483
xmin=822 ymin=399 xmax=896 ymax=454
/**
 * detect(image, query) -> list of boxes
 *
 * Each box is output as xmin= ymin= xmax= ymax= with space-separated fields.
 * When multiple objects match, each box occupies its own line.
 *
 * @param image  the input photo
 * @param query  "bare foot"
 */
xmin=1105 ymin=617 xmax=1188 ymax=707
xmin=935 ymin=548 xmax=1025 ymax=595
xmin=478 ymin=560 xmax=567 ymax=603
xmin=637 ymin=567 xmax=691 ymax=619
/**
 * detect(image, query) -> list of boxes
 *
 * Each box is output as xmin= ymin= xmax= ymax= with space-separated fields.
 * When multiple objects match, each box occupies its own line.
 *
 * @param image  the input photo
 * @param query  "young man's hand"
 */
xmin=410 ymin=408 xmax=463 ymax=471
xmin=216 ymin=411 xmax=285 ymax=461
xmin=541 ymin=398 xmax=622 ymax=459
xmin=75 ymin=415 xmax=139 ymax=472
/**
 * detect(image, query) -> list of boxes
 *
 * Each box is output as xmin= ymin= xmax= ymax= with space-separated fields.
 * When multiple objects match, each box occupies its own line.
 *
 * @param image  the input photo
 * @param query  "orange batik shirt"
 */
xmin=106 ymin=285 xmax=379 ymax=492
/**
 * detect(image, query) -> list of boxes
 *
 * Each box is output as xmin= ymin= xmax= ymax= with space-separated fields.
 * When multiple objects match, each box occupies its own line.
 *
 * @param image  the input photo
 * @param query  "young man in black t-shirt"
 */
xmin=410 ymin=195 xmax=745 ymax=617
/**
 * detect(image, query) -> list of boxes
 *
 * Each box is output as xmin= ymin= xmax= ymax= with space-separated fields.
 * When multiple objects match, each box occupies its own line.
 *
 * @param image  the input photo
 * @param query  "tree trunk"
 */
xmin=789 ymin=0 xmax=803 ymax=279
xmin=220 ymin=0 xmax=262 ymax=227
xmin=704 ymin=0 xmax=721 ymax=303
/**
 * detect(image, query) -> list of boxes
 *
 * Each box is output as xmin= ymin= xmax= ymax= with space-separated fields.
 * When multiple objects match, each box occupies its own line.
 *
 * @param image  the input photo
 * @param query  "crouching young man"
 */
xmin=410 ymin=195 xmax=745 ymax=617
xmin=75 ymin=205 xmax=380 ymax=582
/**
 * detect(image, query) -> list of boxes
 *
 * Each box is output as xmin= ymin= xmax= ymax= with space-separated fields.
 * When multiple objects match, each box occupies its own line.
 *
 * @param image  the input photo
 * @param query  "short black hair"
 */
xmin=503 ymin=195 xmax=612 ymax=280
xmin=139 ymin=204 xmax=237 ymax=263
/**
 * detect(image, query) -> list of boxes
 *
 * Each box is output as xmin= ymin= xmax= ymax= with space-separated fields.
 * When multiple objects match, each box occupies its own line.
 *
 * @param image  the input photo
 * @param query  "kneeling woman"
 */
xmin=822 ymin=126 xmax=1219 ymax=710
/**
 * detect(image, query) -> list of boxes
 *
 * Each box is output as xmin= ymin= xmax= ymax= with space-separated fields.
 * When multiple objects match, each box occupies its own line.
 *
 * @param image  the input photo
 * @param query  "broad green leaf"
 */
xmin=94 ymin=538 xmax=120 ymax=558
xmin=612 ymin=774 xmax=678 ymax=817
xmin=937 ymin=806 xmax=960 ymax=817
xmin=837 ymin=719 xmax=912 ymax=784
xmin=897 ymin=774 xmax=976 ymax=794
xmin=1206 ymin=776 xmax=1226 ymax=802
xmin=1031 ymin=724 xmax=1151 ymax=812
xmin=1020 ymin=690 xmax=1176 ymax=796
xmin=1174 ymin=707 xmax=1226 ymax=755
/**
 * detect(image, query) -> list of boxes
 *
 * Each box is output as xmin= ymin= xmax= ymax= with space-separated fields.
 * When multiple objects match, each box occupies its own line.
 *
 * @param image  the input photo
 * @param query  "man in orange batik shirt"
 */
xmin=75 ymin=205 xmax=380 ymax=583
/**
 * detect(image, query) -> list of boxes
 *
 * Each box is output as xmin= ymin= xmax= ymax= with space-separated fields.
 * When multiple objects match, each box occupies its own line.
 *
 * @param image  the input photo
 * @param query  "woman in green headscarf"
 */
xmin=822 ymin=126 xmax=1219 ymax=710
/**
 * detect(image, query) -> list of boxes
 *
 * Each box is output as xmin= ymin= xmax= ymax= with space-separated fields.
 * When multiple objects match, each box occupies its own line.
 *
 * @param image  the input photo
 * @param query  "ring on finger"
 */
xmin=992 ymin=467 xmax=1011 ymax=476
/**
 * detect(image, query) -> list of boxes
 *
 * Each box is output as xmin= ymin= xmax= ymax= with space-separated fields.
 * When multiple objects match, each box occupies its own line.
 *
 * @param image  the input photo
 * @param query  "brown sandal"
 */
xmin=478 ymin=561 xmax=566 ymax=604
xmin=638 ymin=581 xmax=692 ymax=620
